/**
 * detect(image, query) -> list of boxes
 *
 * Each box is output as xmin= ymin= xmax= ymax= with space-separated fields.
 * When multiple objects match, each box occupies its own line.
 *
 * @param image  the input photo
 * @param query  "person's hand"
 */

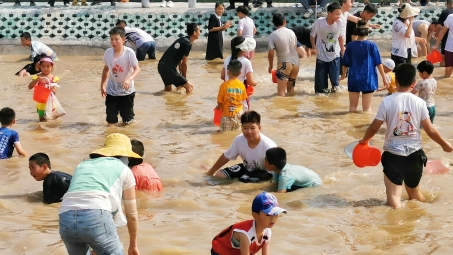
xmin=442 ymin=141 xmax=453 ymax=153
xmin=416 ymin=37 xmax=427 ymax=45
xmin=340 ymin=47 xmax=345 ymax=57
xmin=123 ymin=79 xmax=132 ymax=90
xmin=432 ymin=44 xmax=439 ymax=51
xmin=382 ymin=75 xmax=389 ymax=89
xmin=268 ymin=66 xmax=272 ymax=73
xmin=358 ymin=139 xmax=368 ymax=145
xmin=128 ymin=246 xmax=139 ymax=255
xmin=224 ymin=20 xmax=232 ymax=29
xmin=18 ymin=70 xmax=28 ymax=77
xmin=310 ymin=48 xmax=317 ymax=55
xmin=369 ymin=24 xmax=381 ymax=29
xmin=101 ymin=85 xmax=107 ymax=98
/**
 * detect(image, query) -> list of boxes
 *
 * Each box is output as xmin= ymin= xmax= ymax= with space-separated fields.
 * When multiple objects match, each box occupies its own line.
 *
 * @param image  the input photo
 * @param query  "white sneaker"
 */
xmin=160 ymin=0 xmax=166 ymax=7
xmin=303 ymin=9 xmax=314 ymax=18
xmin=166 ymin=0 xmax=174 ymax=7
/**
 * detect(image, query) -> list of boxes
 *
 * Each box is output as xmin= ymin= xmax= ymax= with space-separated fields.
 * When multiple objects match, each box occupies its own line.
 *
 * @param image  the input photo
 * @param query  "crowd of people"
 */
xmin=1 ymin=0 xmax=453 ymax=254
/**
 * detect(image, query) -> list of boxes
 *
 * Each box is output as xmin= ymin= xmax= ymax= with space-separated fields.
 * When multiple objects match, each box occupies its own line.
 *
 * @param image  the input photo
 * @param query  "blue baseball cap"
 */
xmin=252 ymin=192 xmax=287 ymax=216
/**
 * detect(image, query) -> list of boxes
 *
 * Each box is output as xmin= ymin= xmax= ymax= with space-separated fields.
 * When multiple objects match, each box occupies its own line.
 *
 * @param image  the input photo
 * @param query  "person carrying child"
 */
xmin=217 ymin=60 xmax=248 ymax=132
xmin=265 ymin=147 xmax=323 ymax=193
xmin=358 ymin=63 xmax=452 ymax=209
xmin=100 ymin=27 xmax=141 ymax=127
xmin=0 ymin=107 xmax=27 ymax=159
xmin=211 ymin=192 xmax=286 ymax=255
xmin=377 ymin=59 xmax=396 ymax=95
xmin=207 ymin=111 xmax=276 ymax=183
xmin=411 ymin=60 xmax=437 ymax=124
xmin=20 ymin=32 xmax=58 ymax=62
xmin=236 ymin=6 xmax=256 ymax=60
xmin=29 ymin=153 xmax=72 ymax=204
xmin=128 ymin=139 xmax=163 ymax=192
xmin=206 ymin=3 xmax=232 ymax=61
xmin=15 ymin=53 xmax=46 ymax=77
xmin=28 ymin=57 xmax=59 ymax=122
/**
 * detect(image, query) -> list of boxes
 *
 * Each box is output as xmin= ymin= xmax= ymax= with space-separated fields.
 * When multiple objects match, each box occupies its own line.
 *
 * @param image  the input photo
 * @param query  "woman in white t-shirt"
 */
xmin=221 ymin=36 xmax=257 ymax=110
xmin=391 ymin=3 xmax=420 ymax=67
xmin=59 ymin=133 xmax=140 ymax=255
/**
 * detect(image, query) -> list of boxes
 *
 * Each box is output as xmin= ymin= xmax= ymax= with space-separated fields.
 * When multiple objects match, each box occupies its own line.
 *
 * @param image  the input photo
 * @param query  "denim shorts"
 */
xmin=59 ymin=209 xmax=123 ymax=255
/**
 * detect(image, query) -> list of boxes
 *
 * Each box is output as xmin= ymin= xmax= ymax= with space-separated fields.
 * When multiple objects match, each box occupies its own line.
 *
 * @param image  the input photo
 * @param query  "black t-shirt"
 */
xmin=43 ymin=171 xmax=72 ymax=204
xmin=291 ymin=26 xmax=312 ymax=48
xmin=15 ymin=63 xmax=39 ymax=76
xmin=158 ymin=36 xmax=192 ymax=69
xmin=346 ymin=11 xmax=361 ymax=45
xmin=438 ymin=9 xmax=453 ymax=44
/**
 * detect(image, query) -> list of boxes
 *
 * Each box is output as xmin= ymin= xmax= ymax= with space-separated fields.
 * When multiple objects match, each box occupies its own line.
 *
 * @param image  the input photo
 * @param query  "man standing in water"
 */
xmin=158 ymin=23 xmax=200 ymax=93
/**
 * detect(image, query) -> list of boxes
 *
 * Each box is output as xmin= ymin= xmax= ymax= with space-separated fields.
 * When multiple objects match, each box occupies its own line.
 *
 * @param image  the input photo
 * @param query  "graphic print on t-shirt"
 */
xmin=112 ymin=63 xmax=124 ymax=79
xmin=322 ymin=32 xmax=336 ymax=53
xmin=393 ymin=111 xmax=414 ymax=136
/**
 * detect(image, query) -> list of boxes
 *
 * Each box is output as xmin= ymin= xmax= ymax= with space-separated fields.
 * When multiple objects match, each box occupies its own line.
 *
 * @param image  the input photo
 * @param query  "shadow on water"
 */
xmin=0 ymin=191 xmax=43 ymax=203
xmin=278 ymin=110 xmax=351 ymax=120
xmin=303 ymin=194 xmax=386 ymax=208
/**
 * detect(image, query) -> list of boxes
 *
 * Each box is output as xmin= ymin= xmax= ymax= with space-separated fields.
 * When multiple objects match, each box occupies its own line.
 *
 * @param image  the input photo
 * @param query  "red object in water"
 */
xmin=425 ymin=160 xmax=449 ymax=174
xmin=33 ymin=85 xmax=52 ymax=103
xmin=352 ymin=143 xmax=382 ymax=168
xmin=271 ymin=70 xmax=277 ymax=83
xmin=427 ymin=49 xmax=442 ymax=64
xmin=213 ymin=108 xmax=222 ymax=126
xmin=247 ymin=86 xmax=254 ymax=96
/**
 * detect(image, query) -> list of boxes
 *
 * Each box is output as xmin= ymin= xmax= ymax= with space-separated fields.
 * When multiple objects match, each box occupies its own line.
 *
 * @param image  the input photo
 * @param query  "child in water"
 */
xmin=211 ymin=192 xmax=286 ymax=255
xmin=15 ymin=53 xmax=46 ymax=77
xmin=377 ymin=59 xmax=396 ymax=95
xmin=205 ymin=2 xmax=232 ymax=60
xmin=0 ymin=107 xmax=27 ymax=159
xmin=128 ymin=139 xmax=163 ymax=192
xmin=411 ymin=60 xmax=437 ymax=124
xmin=236 ymin=6 xmax=256 ymax=60
xmin=27 ymin=57 xmax=59 ymax=122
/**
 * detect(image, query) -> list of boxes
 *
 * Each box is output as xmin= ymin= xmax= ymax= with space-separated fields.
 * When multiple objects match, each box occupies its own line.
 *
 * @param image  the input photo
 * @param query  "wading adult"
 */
xmin=345 ymin=4 xmax=380 ymax=45
xmin=435 ymin=0 xmax=453 ymax=67
xmin=116 ymin=20 xmax=156 ymax=61
xmin=412 ymin=19 xmax=437 ymax=56
xmin=59 ymin=133 xmax=141 ymax=255
xmin=158 ymin=23 xmax=200 ymax=93
xmin=341 ymin=21 xmax=388 ymax=112
xmin=391 ymin=3 xmax=420 ymax=67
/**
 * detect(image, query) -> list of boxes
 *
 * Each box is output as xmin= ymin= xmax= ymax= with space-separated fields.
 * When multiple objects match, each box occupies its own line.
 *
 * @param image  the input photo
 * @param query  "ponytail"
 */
xmin=230 ymin=36 xmax=246 ymax=63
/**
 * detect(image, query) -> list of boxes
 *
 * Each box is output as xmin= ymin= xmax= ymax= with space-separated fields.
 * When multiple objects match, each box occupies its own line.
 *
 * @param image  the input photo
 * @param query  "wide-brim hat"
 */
xmin=90 ymin=133 xmax=143 ymax=164
xmin=399 ymin=3 xmax=420 ymax=19
xmin=236 ymin=37 xmax=256 ymax=52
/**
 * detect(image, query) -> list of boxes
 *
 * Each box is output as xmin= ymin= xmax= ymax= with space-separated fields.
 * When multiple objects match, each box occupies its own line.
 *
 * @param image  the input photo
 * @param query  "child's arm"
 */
xmin=253 ymin=26 xmax=257 ymax=35
xmin=216 ymin=103 xmax=222 ymax=110
xmin=309 ymin=35 xmax=317 ymax=55
xmin=261 ymin=241 xmax=270 ymax=255
xmin=206 ymin=154 xmax=230 ymax=176
xmin=377 ymin=64 xmax=389 ymax=89
xmin=267 ymin=49 xmax=274 ymax=74
xmin=179 ymin=56 xmax=188 ymax=78
xmin=237 ymin=29 xmax=243 ymax=36
xmin=28 ymin=77 xmax=40 ymax=89
xmin=421 ymin=119 xmax=453 ymax=152
xmin=221 ymin=68 xmax=226 ymax=81
xmin=245 ymin=72 xmax=257 ymax=86
xmin=123 ymin=64 xmax=141 ymax=90
xmin=359 ymin=119 xmax=384 ymax=144
xmin=14 ymin=142 xmax=27 ymax=157
xmin=236 ymin=232 xmax=251 ymax=255
xmin=411 ymin=88 xmax=418 ymax=94
xmin=100 ymin=65 xmax=109 ymax=98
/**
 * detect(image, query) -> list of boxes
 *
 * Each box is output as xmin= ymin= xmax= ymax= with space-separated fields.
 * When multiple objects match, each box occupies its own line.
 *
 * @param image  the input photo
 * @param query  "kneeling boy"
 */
xmin=211 ymin=192 xmax=286 ymax=255
xmin=206 ymin=111 xmax=276 ymax=183
xmin=29 ymin=153 xmax=72 ymax=204
xmin=129 ymin=139 xmax=163 ymax=192
xmin=265 ymin=147 xmax=323 ymax=193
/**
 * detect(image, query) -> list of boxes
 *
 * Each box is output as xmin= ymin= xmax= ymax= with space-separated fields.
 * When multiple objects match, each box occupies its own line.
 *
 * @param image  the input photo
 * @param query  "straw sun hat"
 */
xmin=90 ymin=133 xmax=143 ymax=164
xmin=399 ymin=3 xmax=420 ymax=19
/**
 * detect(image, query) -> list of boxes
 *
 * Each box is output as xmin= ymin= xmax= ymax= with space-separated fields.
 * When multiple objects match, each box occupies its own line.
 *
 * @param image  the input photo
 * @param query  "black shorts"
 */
xmin=391 ymin=49 xmax=412 ymax=70
xmin=445 ymin=50 xmax=453 ymax=67
xmin=219 ymin=163 xmax=273 ymax=183
xmin=105 ymin=93 xmax=135 ymax=124
xmin=441 ymin=39 xmax=446 ymax=55
xmin=381 ymin=149 xmax=427 ymax=188
xmin=158 ymin=64 xmax=188 ymax=87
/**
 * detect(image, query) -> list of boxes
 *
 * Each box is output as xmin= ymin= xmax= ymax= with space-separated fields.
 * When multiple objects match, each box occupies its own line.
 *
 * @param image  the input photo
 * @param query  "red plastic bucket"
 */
xmin=33 ymin=85 xmax=52 ymax=103
xmin=246 ymin=85 xmax=254 ymax=96
xmin=271 ymin=70 xmax=277 ymax=83
xmin=213 ymin=108 xmax=222 ymax=126
xmin=352 ymin=143 xmax=381 ymax=168
xmin=427 ymin=49 xmax=442 ymax=64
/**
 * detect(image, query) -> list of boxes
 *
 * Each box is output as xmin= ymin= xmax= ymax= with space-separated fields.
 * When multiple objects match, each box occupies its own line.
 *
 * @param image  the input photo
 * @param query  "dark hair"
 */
xmin=327 ymin=2 xmax=341 ymax=12
xmin=272 ymin=13 xmax=285 ymax=27
xmin=187 ymin=23 xmax=199 ymax=36
xmin=0 ymin=107 xmax=15 ymax=126
xmin=131 ymin=139 xmax=144 ymax=157
xmin=236 ymin=5 xmax=249 ymax=16
xmin=29 ymin=153 xmax=51 ymax=169
xmin=215 ymin=2 xmax=225 ymax=8
xmin=339 ymin=0 xmax=349 ymax=6
xmin=230 ymin=36 xmax=246 ymax=61
xmin=241 ymin=111 xmax=261 ymax=125
xmin=227 ymin=59 xmax=242 ymax=76
xmin=448 ymin=0 xmax=453 ymax=5
xmin=33 ymin=53 xmax=47 ymax=64
xmin=354 ymin=20 xmax=370 ymax=37
xmin=265 ymin=147 xmax=287 ymax=170
xmin=395 ymin=63 xmax=416 ymax=87
xmin=417 ymin=60 xmax=434 ymax=75
xmin=430 ymin=19 xmax=438 ymax=25
xmin=109 ymin=27 xmax=126 ymax=38
xmin=363 ymin=3 xmax=378 ymax=14
xmin=116 ymin=20 xmax=127 ymax=26
xmin=20 ymin=32 xmax=31 ymax=40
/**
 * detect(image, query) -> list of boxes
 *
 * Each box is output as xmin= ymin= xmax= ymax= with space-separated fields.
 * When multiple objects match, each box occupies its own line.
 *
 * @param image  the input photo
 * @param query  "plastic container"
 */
xmin=246 ymin=86 xmax=254 ymax=96
xmin=213 ymin=108 xmax=222 ymax=126
xmin=427 ymin=49 xmax=442 ymax=64
xmin=33 ymin=85 xmax=52 ymax=103
xmin=425 ymin=160 xmax=449 ymax=174
xmin=352 ymin=143 xmax=382 ymax=168
xmin=271 ymin=70 xmax=277 ymax=83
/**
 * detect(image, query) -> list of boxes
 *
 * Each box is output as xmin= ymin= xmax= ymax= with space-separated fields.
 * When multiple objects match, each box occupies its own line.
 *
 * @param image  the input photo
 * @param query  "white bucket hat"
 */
xmin=399 ymin=3 xmax=420 ymax=19
xmin=236 ymin=37 xmax=256 ymax=52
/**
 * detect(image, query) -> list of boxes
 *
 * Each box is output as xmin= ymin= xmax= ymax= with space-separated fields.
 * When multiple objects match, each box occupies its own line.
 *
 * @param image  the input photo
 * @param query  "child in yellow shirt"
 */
xmin=216 ymin=59 xmax=248 ymax=131
xmin=377 ymin=59 xmax=396 ymax=95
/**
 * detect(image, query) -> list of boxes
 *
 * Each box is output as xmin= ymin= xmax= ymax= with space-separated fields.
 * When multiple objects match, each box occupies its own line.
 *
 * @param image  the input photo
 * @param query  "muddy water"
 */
xmin=1 ymin=51 xmax=453 ymax=255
